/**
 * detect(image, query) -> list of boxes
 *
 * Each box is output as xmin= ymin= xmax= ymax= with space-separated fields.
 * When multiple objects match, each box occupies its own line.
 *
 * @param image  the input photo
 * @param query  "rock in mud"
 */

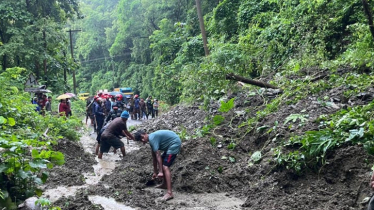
xmin=18 ymin=197 xmax=41 ymax=210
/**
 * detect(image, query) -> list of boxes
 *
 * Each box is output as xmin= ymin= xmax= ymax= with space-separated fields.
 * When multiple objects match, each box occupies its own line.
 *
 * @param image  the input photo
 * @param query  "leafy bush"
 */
xmin=0 ymin=68 xmax=81 ymax=207
xmin=276 ymin=99 xmax=374 ymax=172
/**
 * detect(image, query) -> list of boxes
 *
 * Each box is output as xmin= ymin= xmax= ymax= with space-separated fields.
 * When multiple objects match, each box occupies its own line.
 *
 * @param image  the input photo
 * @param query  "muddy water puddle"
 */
xmin=147 ymin=187 xmax=244 ymax=210
xmin=41 ymin=119 xmax=141 ymax=209
xmin=43 ymin=186 xmax=84 ymax=203
xmin=88 ymin=196 xmax=136 ymax=210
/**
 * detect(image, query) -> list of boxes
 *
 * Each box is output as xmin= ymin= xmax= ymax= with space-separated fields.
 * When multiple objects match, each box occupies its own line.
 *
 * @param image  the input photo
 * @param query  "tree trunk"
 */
xmin=226 ymin=73 xmax=281 ymax=90
xmin=195 ymin=0 xmax=209 ymax=56
xmin=0 ymin=29 xmax=6 ymax=71
xmin=35 ymin=61 xmax=40 ymax=79
xmin=2 ymin=55 xmax=6 ymax=71
xmin=362 ymin=0 xmax=374 ymax=41
xmin=63 ymin=51 xmax=67 ymax=84
xmin=43 ymin=30 xmax=47 ymax=75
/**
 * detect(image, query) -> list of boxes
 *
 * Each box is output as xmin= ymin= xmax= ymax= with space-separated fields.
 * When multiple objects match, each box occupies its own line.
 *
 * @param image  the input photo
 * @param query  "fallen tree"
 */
xmin=225 ymin=73 xmax=282 ymax=91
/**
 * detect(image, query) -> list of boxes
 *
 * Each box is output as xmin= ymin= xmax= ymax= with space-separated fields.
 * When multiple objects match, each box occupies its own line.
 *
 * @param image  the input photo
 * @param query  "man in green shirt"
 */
xmin=134 ymin=130 xmax=181 ymax=201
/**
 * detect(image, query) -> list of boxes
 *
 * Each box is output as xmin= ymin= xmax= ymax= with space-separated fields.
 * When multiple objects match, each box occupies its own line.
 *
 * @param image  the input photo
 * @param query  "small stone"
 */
xmin=361 ymin=197 xmax=371 ymax=204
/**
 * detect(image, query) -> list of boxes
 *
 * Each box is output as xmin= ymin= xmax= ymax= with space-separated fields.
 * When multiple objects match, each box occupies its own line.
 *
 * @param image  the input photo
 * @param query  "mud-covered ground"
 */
xmin=40 ymin=70 xmax=374 ymax=210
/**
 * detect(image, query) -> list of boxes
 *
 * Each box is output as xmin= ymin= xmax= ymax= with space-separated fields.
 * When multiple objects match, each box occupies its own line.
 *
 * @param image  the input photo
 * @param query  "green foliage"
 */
xmin=276 ymin=99 xmax=374 ymax=172
xmin=218 ymin=98 xmax=235 ymax=113
xmin=284 ymin=114 xmax=309 ymax=126
xmin=210 ymin=137 xmax=217 ymax=147
xmin=208 ymin=0 xmax=240 ymax=40
xmin=274 ymin=148 xmax=305 ymax=173
xmin=195 ymin=124 xmax=212 ymax=137
xmin=0 ymin=68 xmax=82 ymax=207
xmin=227 ymin=142 xmax=236 ymax=150
xmin=212 ymin=115 xmax=225 ymax=126
xmin=35 ymin=197 xmax=61 ymax=210
xmin=0 ymin=0 xmax=80 ymax=92
xmin=178 ymin=127 xmax=190 ymax=141
xmin=248 ymin=151 xmax=262 ymax=166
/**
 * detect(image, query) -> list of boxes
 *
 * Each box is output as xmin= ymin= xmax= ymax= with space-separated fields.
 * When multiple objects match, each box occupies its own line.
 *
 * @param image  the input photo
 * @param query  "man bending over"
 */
xmin=98 ymin=111 xmax=134 ymax=159
xmin=134 ymin=130 xmax=181 ymax=201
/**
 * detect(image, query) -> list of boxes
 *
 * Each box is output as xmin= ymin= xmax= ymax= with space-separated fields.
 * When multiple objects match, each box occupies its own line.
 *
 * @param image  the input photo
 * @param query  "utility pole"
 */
xmin=195 ymin=0 xmax=209 ymax=56
xmin=67 ymin=29 xmax=81 ymax=94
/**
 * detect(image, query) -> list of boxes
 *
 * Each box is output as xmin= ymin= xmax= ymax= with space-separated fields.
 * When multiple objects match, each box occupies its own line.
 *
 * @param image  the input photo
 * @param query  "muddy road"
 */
xmin=26 ymin=117 xmax=244 ymax=210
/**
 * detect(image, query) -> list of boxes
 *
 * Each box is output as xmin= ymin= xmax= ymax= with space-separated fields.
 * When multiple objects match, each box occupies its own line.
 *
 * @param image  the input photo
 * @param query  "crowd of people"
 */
xmin=85 ymin=93 xmax=159 ymax=132
xmin=31 ymin=93 xmax=53 ymax=116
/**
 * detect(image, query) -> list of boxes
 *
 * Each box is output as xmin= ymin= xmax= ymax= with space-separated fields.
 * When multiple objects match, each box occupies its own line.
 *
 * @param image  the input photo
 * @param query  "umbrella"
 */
xmin=25 ymin=88 xmax=52 ymax=93
xmin=57 ymin=94 xmax=71 ymax=100
xmin=65 ymin=92 xmax=76 ymax=98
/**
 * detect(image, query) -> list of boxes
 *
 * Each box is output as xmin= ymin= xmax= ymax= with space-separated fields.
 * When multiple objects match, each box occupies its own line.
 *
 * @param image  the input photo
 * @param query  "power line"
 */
xmin=79 ymin=53 xmax=132 ymax=63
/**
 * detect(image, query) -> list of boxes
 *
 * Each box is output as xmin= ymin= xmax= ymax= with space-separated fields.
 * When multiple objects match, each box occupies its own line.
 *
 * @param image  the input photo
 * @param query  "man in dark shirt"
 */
xmin=98 ymin=111 xmax=134 ymax=159
xmin=104 ymin=106 xmax=122 ymax=124
xmin=94 ymin=98 xmax=105 ymax=135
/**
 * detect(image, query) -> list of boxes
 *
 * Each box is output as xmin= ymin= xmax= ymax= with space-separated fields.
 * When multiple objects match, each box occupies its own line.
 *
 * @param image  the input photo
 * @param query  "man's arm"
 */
xmin=151 ymin=150 xmax=158 ymax=178
xmin=152 ymin=150 xmax=163 ymax=177
xmin=122 ymin=130 xmax=134 ymax=140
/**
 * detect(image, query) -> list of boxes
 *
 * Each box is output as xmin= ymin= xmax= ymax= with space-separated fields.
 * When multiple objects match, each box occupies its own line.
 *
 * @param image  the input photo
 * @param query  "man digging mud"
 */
xmin=134 ymin=130 xmax=181 ymax=201
xmin=98 ymin=111 xmax=134 ymax=159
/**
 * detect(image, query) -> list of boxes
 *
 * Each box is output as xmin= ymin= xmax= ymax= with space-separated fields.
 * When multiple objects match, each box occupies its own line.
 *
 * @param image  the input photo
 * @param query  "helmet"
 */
xmin=135 ymin=94 xmax=139 ymax=98
xmin=115 ymin=94 xmax=123 ymax=100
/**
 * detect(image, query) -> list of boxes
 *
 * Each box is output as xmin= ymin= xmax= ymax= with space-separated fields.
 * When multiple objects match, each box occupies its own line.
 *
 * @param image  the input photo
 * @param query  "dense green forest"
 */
xmin=2 ymin=0 xmax=373 ymax=105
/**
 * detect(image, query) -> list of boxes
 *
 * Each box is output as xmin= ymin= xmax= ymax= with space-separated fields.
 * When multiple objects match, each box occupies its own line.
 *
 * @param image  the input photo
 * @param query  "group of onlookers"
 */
xmin=31 ymin=93 xmax=52 ymax=115
xmin=128 ymin=95 xmax=159 ymax=120
xmin=31 ymin=93 xmax=74 ymax=118
xmin=86 ymin=93 xmax=160 ymax=132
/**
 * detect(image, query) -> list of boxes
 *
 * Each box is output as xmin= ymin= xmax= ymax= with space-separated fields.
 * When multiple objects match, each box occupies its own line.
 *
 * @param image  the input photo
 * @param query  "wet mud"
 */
xmin=38 ymin=75 xmax=374 ymax=209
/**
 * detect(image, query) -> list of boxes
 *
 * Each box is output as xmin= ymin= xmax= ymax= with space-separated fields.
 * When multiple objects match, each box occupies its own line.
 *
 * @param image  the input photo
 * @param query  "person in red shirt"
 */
xmin=59 ymin=99 xmax=70 ymax=117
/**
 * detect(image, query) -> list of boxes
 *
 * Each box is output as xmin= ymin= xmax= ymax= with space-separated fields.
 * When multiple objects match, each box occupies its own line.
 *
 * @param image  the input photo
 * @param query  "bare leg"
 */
xmin=163 ymin=166 xmax=172 ymax=195
xmin=98 ymin=152 xmax=103 ymax=159
xmin=95 ymin=144 xmax=100 ymax=155
xmin=161 ymin=165 xmax=173 ymax=201
xmin=120 ymin=147 xmax=126 ymax=157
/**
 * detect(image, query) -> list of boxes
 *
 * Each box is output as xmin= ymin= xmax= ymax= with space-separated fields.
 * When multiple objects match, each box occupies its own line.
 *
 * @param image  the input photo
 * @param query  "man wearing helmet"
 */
xmin=115 ymin=94 xmax=124 ymax=110
xmin=98 ymin=111 xmax=135 ymax=159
